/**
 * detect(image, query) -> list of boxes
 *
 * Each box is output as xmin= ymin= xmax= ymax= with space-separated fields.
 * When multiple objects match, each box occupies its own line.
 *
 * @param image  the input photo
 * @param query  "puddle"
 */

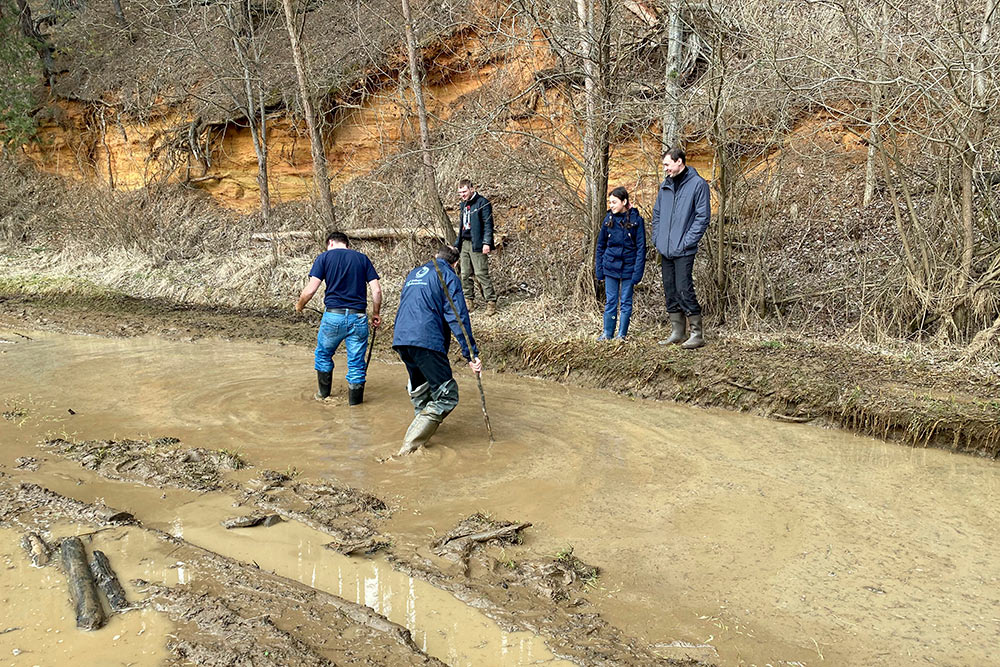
xmin=2 ymin=330 xmax=1000 ymax=665
xmin=0 ymin=525 xmax=172 ymax=667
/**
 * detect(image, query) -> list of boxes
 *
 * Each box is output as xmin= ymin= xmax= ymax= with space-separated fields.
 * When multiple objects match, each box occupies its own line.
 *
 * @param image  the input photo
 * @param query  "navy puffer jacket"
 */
xmin=595 ymin=207 xmax=646 ymax=284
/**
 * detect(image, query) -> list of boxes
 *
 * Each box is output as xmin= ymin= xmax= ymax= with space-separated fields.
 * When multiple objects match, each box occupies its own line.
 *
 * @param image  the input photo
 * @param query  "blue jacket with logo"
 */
xmin=651 ymin=165 xmax=711 ymax=259
xmin=595 ymin=207 xmax=646 ymax=284
xmin=392 ymin=259 xmax=478 ymax=360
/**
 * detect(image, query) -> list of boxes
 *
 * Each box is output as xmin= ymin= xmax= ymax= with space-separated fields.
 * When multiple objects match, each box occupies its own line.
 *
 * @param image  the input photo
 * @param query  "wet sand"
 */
xmin=2 ymin=330 xmax=999 ymax=665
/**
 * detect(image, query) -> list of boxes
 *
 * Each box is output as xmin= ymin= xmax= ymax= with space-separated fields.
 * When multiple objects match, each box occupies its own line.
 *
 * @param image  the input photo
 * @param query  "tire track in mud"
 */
xmin=10 ymin=435 xmax=715 ymax=666
xmin=0 ymin=477 xmax=443 ymax=666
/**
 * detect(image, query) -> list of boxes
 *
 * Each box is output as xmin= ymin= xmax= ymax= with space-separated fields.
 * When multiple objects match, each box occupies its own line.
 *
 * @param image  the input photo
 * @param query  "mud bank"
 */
xmin=2 ymin=285 xmax=998 ymax=457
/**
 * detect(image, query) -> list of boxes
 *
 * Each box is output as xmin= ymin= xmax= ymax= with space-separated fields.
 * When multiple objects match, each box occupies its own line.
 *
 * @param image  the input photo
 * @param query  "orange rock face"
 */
xmin=22 ymin=28 xmax=738 ymax=213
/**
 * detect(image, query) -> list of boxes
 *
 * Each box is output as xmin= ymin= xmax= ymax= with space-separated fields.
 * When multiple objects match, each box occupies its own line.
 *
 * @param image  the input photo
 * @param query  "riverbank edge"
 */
xmin=2 ymin=280 xmax=998 ymax=458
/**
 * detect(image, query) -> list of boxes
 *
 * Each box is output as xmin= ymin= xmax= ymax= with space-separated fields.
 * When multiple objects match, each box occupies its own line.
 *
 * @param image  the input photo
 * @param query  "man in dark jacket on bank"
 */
xmin=455 ymin=179 xmax=498 ymax=316
xmin=392 ymin=244 xmax=483 ymax=455
xmin=652 ymin=146 xmax=710 ymax=349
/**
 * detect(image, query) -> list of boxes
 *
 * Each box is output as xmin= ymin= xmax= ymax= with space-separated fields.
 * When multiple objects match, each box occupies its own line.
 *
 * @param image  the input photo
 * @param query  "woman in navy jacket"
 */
xmin=595 ymin=186 xmax=646 ymax=340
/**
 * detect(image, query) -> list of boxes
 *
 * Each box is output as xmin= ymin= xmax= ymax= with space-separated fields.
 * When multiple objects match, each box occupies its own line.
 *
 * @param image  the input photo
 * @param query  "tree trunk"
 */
xmin=222 ymin=1 xmax=270 ymax=223
xmin=14 ymin=0 xmax=54 ymax=83
xmin=962 ymin=0 xmax=998 ymax=291
xmin=862 ymin=2 xmax=889 ymax=209
xmin=661 ymin=0 xmax=684 ymax=149
xmin=575 ymin=0 xmax=610 ymax=301
xmin=400 ymin=0 xmax=453 ymax=241
xmin=281 ymin=0 xmax=335 ymax=228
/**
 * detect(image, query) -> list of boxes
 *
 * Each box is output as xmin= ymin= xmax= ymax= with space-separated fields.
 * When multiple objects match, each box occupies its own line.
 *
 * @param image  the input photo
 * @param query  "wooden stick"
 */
xmin=365 ymin=325 xmax=377 ymax=372
xmin=430 ymin=259 xmax=495 ymax=443
xmin=60 ymin=537 xmax=107 ymax=630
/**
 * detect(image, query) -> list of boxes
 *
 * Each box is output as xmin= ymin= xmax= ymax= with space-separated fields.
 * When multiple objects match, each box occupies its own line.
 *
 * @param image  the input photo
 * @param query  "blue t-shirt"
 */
xmin=309 ymin=248 xmax=379 ymax=311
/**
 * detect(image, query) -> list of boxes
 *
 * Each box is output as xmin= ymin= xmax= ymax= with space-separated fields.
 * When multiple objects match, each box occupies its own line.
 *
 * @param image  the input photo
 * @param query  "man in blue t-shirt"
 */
xmin=295 ymin=231 xmax=382 ymax=405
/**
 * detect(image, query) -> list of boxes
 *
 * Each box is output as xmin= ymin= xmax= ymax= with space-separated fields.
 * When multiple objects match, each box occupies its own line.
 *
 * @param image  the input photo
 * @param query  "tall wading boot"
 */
xmin=398 ymin=379 xmax=458 ymax=456
xmin=348 ymin=383 xmax=365 ymax=406
xmin=681 ymin=314 xmax=705 ymax=349
xmin=658 ymin=312 xmax=687 ymax=345
xmin=315 ymin=370 xmax=333 ymax=400
xmin=397 ymin=413 xmax=441 ymax=456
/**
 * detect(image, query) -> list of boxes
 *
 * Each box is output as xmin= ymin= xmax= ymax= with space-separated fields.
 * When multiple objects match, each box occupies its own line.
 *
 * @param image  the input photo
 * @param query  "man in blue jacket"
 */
xmin=296 ymin=231 xmax=382 ymax=405
xmin=393 ymin=244 xmax=483 ymax=455
xmin=652 ymin=147 xmax=710 ymax=349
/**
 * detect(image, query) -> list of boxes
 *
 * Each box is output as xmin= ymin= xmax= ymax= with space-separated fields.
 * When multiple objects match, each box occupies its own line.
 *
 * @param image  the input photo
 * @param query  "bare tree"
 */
xmin=281 ymin=0 xmax=335 ymax=228
xmin=661 ymin=0 xmax=684 ymax=148
xmin=223 ymin=0 xmax=272 ymax=223
xmin=574 ymin=0 xmax=611 ymax=299
xmin=399 ymin=0 xmax=453 ymax=241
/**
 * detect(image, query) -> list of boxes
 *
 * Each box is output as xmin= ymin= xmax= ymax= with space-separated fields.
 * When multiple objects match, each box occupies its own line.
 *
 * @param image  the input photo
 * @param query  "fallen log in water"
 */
xmin=21 ymin=532 xmax=50 ymax=567
xmin=60 ymin=537 xmax=107 ymax=631
xmin=90 ymin=550 xmax=129 ymax=612
xmin=249 ymin=228 xmax=468 ymax=242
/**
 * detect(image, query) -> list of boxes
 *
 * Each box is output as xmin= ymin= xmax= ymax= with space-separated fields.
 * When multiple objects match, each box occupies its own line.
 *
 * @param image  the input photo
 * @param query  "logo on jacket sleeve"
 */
xmin=416 ymin=266 xmax=429 ymax=278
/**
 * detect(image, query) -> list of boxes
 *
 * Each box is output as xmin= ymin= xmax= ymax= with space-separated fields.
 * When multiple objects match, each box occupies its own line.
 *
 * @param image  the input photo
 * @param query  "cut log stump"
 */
xmin=60 ymin=537 xmax=107 ymax=631
xmin=90 ymin=550 xmax=130 ymax=612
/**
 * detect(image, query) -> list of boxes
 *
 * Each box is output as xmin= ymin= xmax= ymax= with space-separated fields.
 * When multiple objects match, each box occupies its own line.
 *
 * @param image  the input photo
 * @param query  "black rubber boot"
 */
xmin=315 ymin=370 xmax=333 ymax=400
xmin=348 ymin=383 xmax=365 ymax=406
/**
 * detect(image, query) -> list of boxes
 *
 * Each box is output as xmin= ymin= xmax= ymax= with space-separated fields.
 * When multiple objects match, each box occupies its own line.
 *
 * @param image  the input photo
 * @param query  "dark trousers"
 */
xmin=395 ymin=345 xmax=454 ymax=392
xmin=660 ymin=254 xmax=701 ymax=316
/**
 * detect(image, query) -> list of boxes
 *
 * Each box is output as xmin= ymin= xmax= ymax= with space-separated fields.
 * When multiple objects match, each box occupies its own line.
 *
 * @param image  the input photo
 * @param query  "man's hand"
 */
xmin=469 ymin=357 xmax=483 ymax=373
xmin=295 ymin=302 xmax=305 ymax=314
xmin=371 ymin=313 xmax=381 ymax=328
xmin=482 ymin=245 xmax=491 ymax=255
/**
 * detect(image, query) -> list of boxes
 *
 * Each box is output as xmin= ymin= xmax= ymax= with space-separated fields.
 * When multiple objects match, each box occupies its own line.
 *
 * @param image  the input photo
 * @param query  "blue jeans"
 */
xmin=603 ymin=277 xmax=635 ymax=338
xmin=314 ymin=311 xmax=369 ymax=384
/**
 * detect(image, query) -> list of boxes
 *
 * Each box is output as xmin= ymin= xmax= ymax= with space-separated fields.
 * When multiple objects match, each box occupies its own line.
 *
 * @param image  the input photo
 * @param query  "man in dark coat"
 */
xmin=392 ymin=244 xmax=483 ymax=455
xmin=454 ymin=178 xmax=498 ymax=316
xmin=652 ymin=146 xmax=711 ymax=349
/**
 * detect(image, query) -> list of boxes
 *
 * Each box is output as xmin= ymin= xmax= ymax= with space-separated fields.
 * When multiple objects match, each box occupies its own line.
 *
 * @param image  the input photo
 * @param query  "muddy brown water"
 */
xmin=2 ymin=331 xmax=999 ymax=666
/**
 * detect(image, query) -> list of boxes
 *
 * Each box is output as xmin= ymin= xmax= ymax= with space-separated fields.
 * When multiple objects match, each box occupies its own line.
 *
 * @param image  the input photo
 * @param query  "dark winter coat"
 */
xmin=595 ymin=207 xmax=646 ymax=284
xmin=651 ymin=165 xmax=711 ymax=259
xmin=454 ymin=193 xmax=495 ymax=252
xmin=392 ymin=259 xmax=478 ymax=360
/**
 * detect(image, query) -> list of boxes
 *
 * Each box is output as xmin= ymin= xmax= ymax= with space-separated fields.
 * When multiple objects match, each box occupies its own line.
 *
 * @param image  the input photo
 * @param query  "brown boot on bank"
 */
xmin=484 ymin=301 xmax=497 ymax=316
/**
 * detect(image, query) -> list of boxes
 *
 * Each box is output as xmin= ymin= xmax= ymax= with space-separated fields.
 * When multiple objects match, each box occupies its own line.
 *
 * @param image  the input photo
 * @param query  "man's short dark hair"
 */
xmin=458 ymin=178 xmax=473 ymax=189
xmin=436 ymin=244 xmax=460 ymax=265
xmin=326 ymin=231 xmax=350 ymax=247
xmin=663 ymin=146 xmax=686 ymax=163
